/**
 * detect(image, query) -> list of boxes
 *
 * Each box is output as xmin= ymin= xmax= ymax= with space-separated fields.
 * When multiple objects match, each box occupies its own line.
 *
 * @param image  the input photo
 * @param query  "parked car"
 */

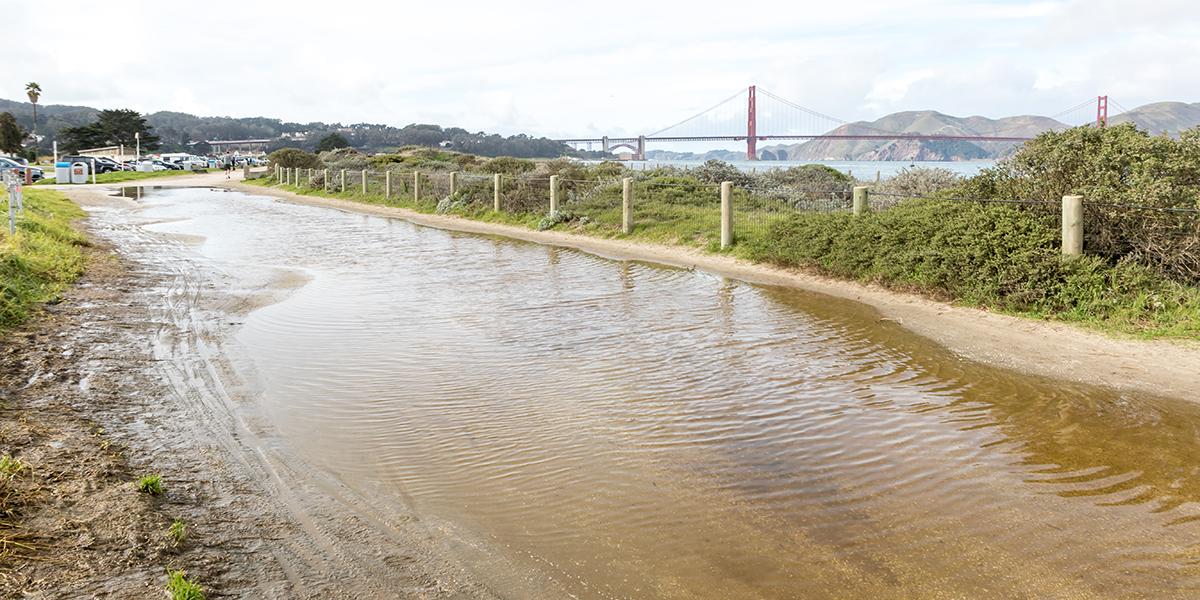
xmin=0 ymin=156 xmax=44 ymax=181
xmin=94 ymin=157 xmax=125 ymax=172
xmin=137 ymin=159 xmax=179 ymax=171
xmin=59 ymin=155 xmax=119 ymax=174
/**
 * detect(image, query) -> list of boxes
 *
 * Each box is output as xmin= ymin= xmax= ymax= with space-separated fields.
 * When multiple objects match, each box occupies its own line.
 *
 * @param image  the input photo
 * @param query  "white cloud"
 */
xmin=2 ymin=0 xmax=1197 ymax=139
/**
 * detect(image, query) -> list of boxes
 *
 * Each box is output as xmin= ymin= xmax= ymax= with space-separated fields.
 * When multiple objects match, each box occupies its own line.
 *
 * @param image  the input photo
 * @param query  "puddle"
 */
xmin=89 ymin=186 xmax=1200 ymax=598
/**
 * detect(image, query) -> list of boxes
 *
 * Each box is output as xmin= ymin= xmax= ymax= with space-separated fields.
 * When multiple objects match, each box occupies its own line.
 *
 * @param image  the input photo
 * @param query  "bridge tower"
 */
xmin=1096 ymin=95 xmax=1108 ymax=127
xmin=746 ymin=85 xmax=758 ymax=160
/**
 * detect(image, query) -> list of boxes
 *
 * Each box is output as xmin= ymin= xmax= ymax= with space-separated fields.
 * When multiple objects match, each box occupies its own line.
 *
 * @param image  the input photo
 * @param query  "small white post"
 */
xmin=413 ymin=172 xmax=421 ymax=202
xmin=385 ymin=171 xmax=392 ymax=200
xmin=622 ymin=177 xmax=632 ymax=234
xmin=450 ymin=171 xmax=460 ymax=197
xmin=340 ymin=169 xmax=346 ymax=193
xmin=1062 ymin=195 xmax=1084 ymax=256
xmin=323 ymin=169 xmax=329 ymax=192
xmin=493 ymin=173 xmax=502 ymax=211
xmin=853 ymin=186 xmax=869 ymax=216
xmin=720 ymin=181 xmax=732 ymax=249
xmin=361 ymin=169 xmax=368 ymax=194
xmin=549 ymin=174 xmax=559 ymax=214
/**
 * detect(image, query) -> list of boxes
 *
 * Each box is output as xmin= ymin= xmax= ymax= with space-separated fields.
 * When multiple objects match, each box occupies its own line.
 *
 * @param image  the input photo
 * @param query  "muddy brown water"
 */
xmin=93 ymin=186 xmax=1200 ymax=598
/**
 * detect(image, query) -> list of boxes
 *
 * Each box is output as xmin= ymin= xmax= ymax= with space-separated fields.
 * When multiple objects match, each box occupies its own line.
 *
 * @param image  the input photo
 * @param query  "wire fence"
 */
xmin=557 ymin=178 xmax=625 ymax=231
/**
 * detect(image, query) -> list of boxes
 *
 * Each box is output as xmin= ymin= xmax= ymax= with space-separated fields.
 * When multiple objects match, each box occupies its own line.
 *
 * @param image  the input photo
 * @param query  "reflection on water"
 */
xmin=112 ymin=186 xmax=1200 ymax=598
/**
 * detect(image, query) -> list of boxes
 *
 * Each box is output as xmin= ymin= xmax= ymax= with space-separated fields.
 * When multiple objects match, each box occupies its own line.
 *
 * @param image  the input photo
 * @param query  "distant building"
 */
xmin=208 ymin=139 xmax=271 ymax=155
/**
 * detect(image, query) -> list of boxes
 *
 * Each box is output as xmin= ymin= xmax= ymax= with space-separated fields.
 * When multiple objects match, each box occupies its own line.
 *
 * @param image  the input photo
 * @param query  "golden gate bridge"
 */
xmin=557 ymin=86 xmax=1116 ymax=160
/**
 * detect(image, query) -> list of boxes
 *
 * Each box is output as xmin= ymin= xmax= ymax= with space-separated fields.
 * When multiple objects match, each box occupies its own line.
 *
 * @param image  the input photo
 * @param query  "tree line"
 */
xmin=1 ymin=95 xmax=585 ymax=159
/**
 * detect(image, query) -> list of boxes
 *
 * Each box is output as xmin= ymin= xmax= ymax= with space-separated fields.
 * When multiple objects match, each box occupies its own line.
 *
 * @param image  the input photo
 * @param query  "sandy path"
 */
xmin=136 ymin=172 xmax=1198 ymax=403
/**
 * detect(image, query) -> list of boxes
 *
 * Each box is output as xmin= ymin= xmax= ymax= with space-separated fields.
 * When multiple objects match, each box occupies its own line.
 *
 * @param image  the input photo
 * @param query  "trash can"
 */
xmin=70 ymin=162 xmax=90 ymax=184
xmin=55 ymin=161 xmax=71 ymax=182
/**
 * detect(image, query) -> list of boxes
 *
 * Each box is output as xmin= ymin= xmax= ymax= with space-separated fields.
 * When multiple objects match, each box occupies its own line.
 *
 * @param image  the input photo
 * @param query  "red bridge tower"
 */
xmin=747 ymin=85 xmax=758 ymax=160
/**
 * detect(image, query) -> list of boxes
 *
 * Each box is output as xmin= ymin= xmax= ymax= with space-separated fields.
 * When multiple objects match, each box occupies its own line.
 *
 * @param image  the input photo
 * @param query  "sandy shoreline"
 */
xmin=63 ymin=173 xmax=1200 ymax=401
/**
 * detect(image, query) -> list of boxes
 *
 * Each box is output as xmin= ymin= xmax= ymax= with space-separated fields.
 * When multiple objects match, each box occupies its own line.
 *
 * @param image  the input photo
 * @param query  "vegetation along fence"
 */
xmin=267 ymin=162 xmax=1200 ymax=271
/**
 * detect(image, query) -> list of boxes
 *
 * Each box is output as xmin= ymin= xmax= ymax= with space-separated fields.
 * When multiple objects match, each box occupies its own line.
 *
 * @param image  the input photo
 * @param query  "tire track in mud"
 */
xmin=81 ymin=194 xmax=501 ymax=598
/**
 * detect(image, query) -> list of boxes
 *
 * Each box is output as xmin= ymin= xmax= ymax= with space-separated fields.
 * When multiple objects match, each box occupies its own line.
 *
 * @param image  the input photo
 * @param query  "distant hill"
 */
xmin=1109 ymin=102 xmax=1200 ymax=136
xmin=753 ymin=102 xmax=1200 ymax=162
xmin=759 ymin=111 xmax=1069 ymax=161
xmin=644 ymin=149 xmax=745 ymax=162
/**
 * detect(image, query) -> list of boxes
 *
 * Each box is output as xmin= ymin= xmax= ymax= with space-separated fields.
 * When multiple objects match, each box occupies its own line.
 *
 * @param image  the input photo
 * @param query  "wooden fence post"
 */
xmin=413 ymin=172 xmax=421 ymax=203
xmin=493 ymin=174 xmax=502 ymax=211
xmin=385 ymin=171 xmax=391 ymax=200
xmin=853 ymin=186 xmax=869 ymax=216
xmin=549 ymin=175 xmax=559 ymax=214
xmin=361 ymin=169 xmax=368 ymax=194
xmin=720 ymin=181 xmax=733 ymax=249
xmin=622 ymin=177 xmax=633 ymax=234
xmin=1062 ymin=195 xmax=1083 ymax=255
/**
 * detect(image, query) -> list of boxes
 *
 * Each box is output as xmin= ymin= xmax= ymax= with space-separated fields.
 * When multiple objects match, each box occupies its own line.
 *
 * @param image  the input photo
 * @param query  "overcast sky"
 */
xmin=6 ymin=0 xmax=1199 ymax=138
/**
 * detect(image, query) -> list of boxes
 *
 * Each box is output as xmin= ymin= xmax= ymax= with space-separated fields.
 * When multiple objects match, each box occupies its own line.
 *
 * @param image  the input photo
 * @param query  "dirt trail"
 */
xmin=207 ymin=173 xmax=1200 ymax=403
xmin=2 ymin=186 xmax=498 ymax=598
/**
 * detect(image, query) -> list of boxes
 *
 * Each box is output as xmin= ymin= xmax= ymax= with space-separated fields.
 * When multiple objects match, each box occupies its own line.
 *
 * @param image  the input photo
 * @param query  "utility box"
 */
xmin=70 ymin=162 xmax=90 ymax=184
xmin=55 ymin=161 xmax=71 ymax=182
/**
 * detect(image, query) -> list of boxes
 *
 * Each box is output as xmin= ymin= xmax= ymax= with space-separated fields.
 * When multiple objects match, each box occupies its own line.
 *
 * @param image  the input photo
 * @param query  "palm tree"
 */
xmin=25 ymin=82 xmax=41 ymax=152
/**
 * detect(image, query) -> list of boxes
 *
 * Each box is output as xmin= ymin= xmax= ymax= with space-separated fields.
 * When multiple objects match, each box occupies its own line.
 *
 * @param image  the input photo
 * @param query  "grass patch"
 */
xmin=35 ymin=169 xmax=205 ymax=185
xmin=136 ymin=474 xmax=163 ymax=495
xmin=0 ymin=188 xmax=87 ymax=334
xmin=0 ymin=455 xmax=27 ymax=478
xmin=166 ymin=570 xmax=205 ymax=600
xmin=168 ymin=519 xmax=187 ymax=546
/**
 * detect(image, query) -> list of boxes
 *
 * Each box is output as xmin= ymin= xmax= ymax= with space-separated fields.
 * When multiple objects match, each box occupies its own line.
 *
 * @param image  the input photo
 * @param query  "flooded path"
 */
xmin=91 ymin=186 xmax=1200 ymax=598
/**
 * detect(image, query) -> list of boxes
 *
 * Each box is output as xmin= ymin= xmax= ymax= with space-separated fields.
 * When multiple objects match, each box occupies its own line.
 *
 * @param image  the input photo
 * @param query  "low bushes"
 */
xmin=741 ymin=199 xmax=1200 ymax=337
xmin=958 ymin=124 xmax=1200 ymax=283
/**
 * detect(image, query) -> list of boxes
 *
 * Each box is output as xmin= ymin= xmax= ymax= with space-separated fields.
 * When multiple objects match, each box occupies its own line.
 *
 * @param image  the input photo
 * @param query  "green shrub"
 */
xmin=168 ymin=519 xmax=187 ymax=546
xmin=480 ymin=156 xmax=536 ymax=176
xmin=136 ymin=474 xmax=163 ymax=495
xmin=0 ymin=455 xmax=26 ymax=478
xmin=694 ymin=159 xmax=751 ymax=187
xmin=537 ymin=210 xmax=583 ymax=230
xmin=166 ymin=570 xmax=204 ymax=600
xmin=267 ymin=147 xmax=322 ymax=169
xmin=319 ymin=147 xmax=369 ymax=171
xmin=957 ymin=124 xmax=1200 ymax=282
xmin=872 ymin=166 xmax=962 ymax=199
